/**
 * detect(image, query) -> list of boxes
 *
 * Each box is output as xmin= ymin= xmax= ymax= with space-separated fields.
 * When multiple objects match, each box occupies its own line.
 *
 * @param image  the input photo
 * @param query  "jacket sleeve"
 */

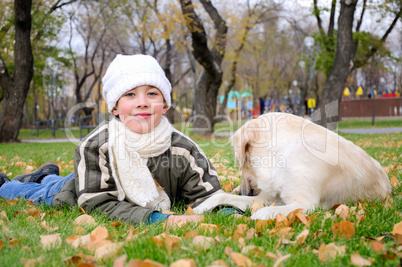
xmin=171 ymin=135 xmax=222 ymax=207
xmin=74 ymin=124 xmax=154 ymax=225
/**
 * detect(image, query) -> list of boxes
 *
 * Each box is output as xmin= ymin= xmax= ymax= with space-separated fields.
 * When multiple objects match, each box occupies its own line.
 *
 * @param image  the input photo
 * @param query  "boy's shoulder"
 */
xmin=76 ymin=119 xmax=110 ymax=148
xmin=171 ymin=130 xmax=199 ymax=151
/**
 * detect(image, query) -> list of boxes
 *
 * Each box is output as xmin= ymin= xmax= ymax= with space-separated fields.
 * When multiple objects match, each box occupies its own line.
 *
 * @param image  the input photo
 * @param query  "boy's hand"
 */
xmin=165 ymin=215 xmax=203 ymax=225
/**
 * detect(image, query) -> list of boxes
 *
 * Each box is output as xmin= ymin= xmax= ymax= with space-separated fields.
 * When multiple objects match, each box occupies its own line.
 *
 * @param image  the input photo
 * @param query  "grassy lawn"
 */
xmin=1 ymin=121 xmax=401 ymax=266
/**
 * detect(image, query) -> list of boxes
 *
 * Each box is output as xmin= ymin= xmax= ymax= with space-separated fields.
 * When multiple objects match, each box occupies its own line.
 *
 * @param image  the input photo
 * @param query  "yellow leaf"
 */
xmin=40 ymin=234 xmax=61 ymax=249
xmin=331 ymin=221 xmax=355 ymax=239
xmin=350 ymin=253 xmax=374 ymax=266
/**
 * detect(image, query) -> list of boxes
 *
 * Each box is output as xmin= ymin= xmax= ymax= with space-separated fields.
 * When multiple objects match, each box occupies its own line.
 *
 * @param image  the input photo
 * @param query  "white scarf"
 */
xmin=108 ymin=116 xmax=172 ymax=211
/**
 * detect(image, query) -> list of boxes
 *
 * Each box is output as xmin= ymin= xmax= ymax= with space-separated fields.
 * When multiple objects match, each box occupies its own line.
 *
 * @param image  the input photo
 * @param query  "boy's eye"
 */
xmin=125 ymin=93 xmax=135 ymax=97
xmin=148 ymin=92 xmax=157 ymax=96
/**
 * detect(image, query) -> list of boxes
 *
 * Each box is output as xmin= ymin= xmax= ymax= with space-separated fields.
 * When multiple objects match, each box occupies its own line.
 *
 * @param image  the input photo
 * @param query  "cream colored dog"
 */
xmin=193 ymin=113 xmax=391 ymax=220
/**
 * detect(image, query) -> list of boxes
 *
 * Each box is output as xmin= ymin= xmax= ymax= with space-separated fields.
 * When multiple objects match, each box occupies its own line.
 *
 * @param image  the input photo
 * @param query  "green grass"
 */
xmin=2 ymin=123 xmax=401 ymax=266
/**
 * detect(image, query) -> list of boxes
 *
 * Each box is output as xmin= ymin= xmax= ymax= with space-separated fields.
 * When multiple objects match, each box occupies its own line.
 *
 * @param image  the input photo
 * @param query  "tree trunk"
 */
xmin=179 ymin=0 xmax=227 ymax=134
xmin=316 ymin=0 xmax=357 ymax=129
xmin=0 ymin=0 xmax=33 ymax=142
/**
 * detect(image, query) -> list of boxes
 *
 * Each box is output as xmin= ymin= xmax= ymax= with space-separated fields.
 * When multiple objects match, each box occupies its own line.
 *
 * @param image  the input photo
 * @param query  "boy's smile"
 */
xmin=112 ymin=85 xmax=168 ymax=134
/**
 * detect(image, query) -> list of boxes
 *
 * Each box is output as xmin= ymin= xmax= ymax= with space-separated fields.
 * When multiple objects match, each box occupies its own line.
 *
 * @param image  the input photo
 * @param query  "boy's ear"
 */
xmin=112 ymin=107 xmax=118 ymax=116
xmin=162 ymin=102 xmax=169 ymax=114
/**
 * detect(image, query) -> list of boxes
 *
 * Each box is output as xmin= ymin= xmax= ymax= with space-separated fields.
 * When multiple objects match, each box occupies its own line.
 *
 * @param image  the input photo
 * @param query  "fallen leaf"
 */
xmin=87 ymin=240 xmax=113 ymax=253
xmin=224 ymin=246 xmax=233 ymax=256
xmin=350 ymin=253 xmax=374 ymax=266
xmin=207 ymin=259 xmax=229 ymax=266
xmin=296 ymin=229 xmax=309 ymax=245
xmin=275 ymin=214 xmax=289 ymax=228
xmin=9 ymin=238 xmax=23 ymax=248
xmin=230 ymin=252 xmax=254 ymax=267
xmin=21 ymin=256 xmax=42 ymax=267
xmin=370 ymin=241 xmax=386 ymax=254
xmin=335 ymin=204 xmax=350 ymax=221
xmin=110 ymin=221 xmax=122 ymax=227
xmin=40 ymin=221 xmax=59 ymax=232
xmin=94 ymin=242 xmax=123 ymax=261
xmin=255 ymin=220 xmax=273 ymax=233
xmin=273 ymin=254 xmax=291 ymax=267
xmin=63 ymin=253 xmax=96 ymax=266
xmin=199 ymin=223 xmax=219 ymax=234
xmin=170 ymin=258 xmax=197 ymax=267
xmin=251 ymin=201 xmax=264 ymax=215
xmin=0 ymin=240 xmax=4 ymax=251
xmin=390 ymin=176 xmax=399 ymax=187
xmin=74 ymin=214 xmax=96 ymax=226
xmin=90 ymin=226 xmax=112 ymax=241
xmin=184 ymin=230 xmax=199 ymax=240
xmin=266 ymin=252 xmax=277 ymax=259
xmin=391 ymin=221 xmax=402 ymax=235
xmin=113 ymin=254 xmax=127 ymax=267
xmin=331 ymin=221 xmax=355 ymax=239
xmin=0 ymin=211 xmax=9 ymax=221
xmin=245 ymin=228 xmax=256 ymax=240
xmin=40 ymin=234 xmax=62 ymax=249
xmin=186 ymin=206 xmax=195 ymax=215
xmin=128 ymin=259 xmax=165 ymax=267
xmin=241 ymin=245 xmax=264 ymax=256
xmin=193 ymin=235 xmax=214 ymax=250
xmin=318 ymin=242 xmax=346 ymax=263
xmin=74 ymin=226 xmax=86 ymax=235
xmin=152 ymin=233 xmax=180 ymax=253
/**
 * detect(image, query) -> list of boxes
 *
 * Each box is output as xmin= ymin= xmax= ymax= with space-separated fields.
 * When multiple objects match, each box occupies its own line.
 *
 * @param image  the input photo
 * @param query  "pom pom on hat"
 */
xmin=102 ymin=54 xmax=172 ymax=113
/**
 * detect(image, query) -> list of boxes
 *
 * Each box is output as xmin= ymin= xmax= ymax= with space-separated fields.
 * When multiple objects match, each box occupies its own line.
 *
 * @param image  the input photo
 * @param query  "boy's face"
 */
xmin=112 ymin=85 xmax=168 ymax=134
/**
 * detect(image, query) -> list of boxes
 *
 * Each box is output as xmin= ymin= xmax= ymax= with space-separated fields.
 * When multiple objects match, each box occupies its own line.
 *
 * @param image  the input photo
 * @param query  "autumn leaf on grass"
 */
xmin=208 ymin=259 xmax=229 ymax=266
xmin=273 ymin=253 xmax=291 ymax=267
xmin=0 ymin=211 xmax=9 ymax=221
xmin=331 ymin=221 xmax=355 ymax=239
xmin=171 ymin=258 xmax=197 ymax=267
xmin=287 ymin=209 xmax=310 ymax=227
xmin=64 ymin=253 xmax=96 ymax=266
xmin=90 ymin=226 xmax=112 ymax=241
xmin=241 ymin=245 xmax=265 ymax=256
xmin=152 ymin=232 xmax=180 ymax=254
xmin=74 ymin=214 xmax=96 ymax=226
xmin=255 ymin=219 xmax=273 ymax=233
xmin=390 ymin=176 xmax=399 ymax=187
xmin=95 ymin=242 xmax=123 ymax=261
xmin=21 ymin=256 xmax=42 ymax=267
xmin=40 ymin=234 xmax=62 ymax=249
xmin=186 ymin=206 xmax=195 ymax=215
xmin=370 ymin=241 xmax=386 ymax=254
xmin=391 ymin=221 xmax=402 ymax=245
xmin=0 ymin=240 xmax=4 ymax=251
xmin=193 ymin=235 xmax=215 ymax=250
xmin=230 ymin=252 xmax=255 ymax=267
xmin=127 ymin=259 xmax=164 ymax=267
xmin=350 ymin=253 xmax=374 ymax=266
xmin=41 ymin=221 xmax=59 ymax=232
xmin=318 ymin=242 xmax=346 ymax=263
xmin=199 ymin=223 xmax=219 ymax=234
xmin=335 ymin=204 xmax=350 ymax=221
xmin=251 ymin=201 xmax=264 ymax=215
xmin=296 ymin=229 xmax=309 ymax=245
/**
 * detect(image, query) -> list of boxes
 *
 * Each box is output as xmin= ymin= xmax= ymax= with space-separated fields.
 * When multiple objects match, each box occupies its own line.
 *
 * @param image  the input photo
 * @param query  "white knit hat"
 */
xmin=102 ymin=54 xmax=172 ymax=113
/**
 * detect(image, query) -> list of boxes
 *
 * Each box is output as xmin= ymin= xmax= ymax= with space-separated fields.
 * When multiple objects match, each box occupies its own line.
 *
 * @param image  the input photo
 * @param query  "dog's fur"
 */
xmin=193 ymin=113 xmax=392 ymax=220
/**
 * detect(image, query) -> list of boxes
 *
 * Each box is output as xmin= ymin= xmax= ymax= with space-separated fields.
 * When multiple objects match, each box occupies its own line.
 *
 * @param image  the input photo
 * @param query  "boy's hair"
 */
xmin=102 ymin=54 xmax=172 ymax=113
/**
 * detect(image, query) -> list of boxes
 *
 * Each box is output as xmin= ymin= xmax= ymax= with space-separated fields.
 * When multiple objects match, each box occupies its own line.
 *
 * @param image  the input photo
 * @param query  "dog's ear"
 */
xmin=232 ymin=121 xmax=257 ymax=170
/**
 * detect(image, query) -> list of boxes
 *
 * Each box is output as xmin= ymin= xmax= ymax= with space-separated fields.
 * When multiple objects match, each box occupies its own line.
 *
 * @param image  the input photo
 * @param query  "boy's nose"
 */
xmin=136 ymin=95 xmax=149 ymax=107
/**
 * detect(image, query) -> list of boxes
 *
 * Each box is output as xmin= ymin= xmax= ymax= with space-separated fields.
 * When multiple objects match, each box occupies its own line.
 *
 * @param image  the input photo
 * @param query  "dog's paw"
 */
xmin=250 ymin=207 xmax=277 ymax=220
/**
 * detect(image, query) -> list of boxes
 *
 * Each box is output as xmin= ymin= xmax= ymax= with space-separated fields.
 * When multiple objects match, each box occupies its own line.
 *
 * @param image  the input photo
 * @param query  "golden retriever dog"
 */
xmin=193 ymin=113 xmax=391 ymax=220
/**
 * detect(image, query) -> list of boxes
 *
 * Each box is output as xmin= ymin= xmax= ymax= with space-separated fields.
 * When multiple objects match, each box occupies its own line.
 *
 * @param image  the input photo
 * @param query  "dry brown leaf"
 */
xmin=296 ymin=229 xmax=309 ymax=245
xmin=241 ymin=245 xmax=264 ymax=256
xmin=193 ymin=235 xmax=214 ymax=250
xmin=199 ymin=223 xmax=219 ymax=234
xmin=90 ymin=226 xmax=112 ymax=241
xmin=269 ymin=227 xmax=294 ymax=238
xmin=224 ymin=246 xmax=234 ymax=256
xmin=335 ymin=204 xmax=350 ymax=221
xmin=184 ymin=230 xmax=199 ymax=240
xmin=127 ymin=259 xmax=165 ymax=267
xmin=162 ymin=210 xmax=175 ymax=215
xmin=87 ymin=239 xmax=113 ymax=253
xmin=74 ymin=226 xmax=86 ymax=235
xmin=391 ymin=221 xmax=402 ymax=235
xmin=273 ymin=254 xmax=291 ymax=267
xmin=74 ymin=214 xmax=96 ymax=226
xmin=230 ymin=252 xmax=255 ymax=267
xmin=318 ymin=242 xmax=346 ymax=263
xmin=40 ymin=234 xmax=61 ymax=249
xmin=245 ymin=228 xmax=255 ymax=240
xmin=331 ymin=221 xmax=355 ymax=239
xmin=251 ymin=201 xmax=264 ymax=215
xmin=170 ymin=258 xmax=196 ymax=267
xmin=71 ymin=234 xmax=92 ymax=249
xmin=222 ymin=182 xmax=233 ymax=192
xmin=186 ymin=206 xmax=195 ymax=215
xmin=94 ymin=242 xmax=123 ymax=261
xmin=0 ymin=211 xmax=9 ymax=221
xmin=390 ymin=176 xmax=399 ymax=187
xmin=65 ymin=235 xmax=81 ymax=246
xmin=370 ymin=241 xmax=386 ymax=254
xmin=9 ymin=238 xmax=23 ymax=248
xmin=152 ymin=233 xmax=180 ymax=253
xmin=207 ymin=259 xmax=229 ymax=267
xmin=63 ymin=253 xmax=96 ymax=266
xmin=266 ymin=251 xmax=277 ymax=259
xmin=350 ymin=253 xmax=374 ymax=266
xmin=110 ymin=221 xmax=122 ymax=227
xmin=0 ymin=240 xmax=4 ymax=251
xmin=113 ymin=254 xmax=127 ymax=267
xmin=21 ymin=256 xmax=42 ymax=267
xmin=275 ymin=214 xmax=289 ymax=228
xmin=255 ymin=219 xmax=273 ymax=233
xmin=40 ymin=221 xmax=59 ymax=232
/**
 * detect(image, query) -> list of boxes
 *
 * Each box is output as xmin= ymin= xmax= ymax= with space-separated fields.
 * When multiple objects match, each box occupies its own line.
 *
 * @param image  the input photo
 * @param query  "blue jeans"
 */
xmin=0 ymin=172 xmax=74 ymax=205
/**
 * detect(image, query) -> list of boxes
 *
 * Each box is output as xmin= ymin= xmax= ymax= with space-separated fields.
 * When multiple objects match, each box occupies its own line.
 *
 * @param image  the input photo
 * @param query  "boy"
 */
xmin=0 ymin=54 xmax=233 ymax=225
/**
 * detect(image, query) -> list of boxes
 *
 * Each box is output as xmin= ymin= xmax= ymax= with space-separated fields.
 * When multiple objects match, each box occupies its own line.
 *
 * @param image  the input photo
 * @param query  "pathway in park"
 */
xmin=21 ymin=127 xmax=402 ymax=143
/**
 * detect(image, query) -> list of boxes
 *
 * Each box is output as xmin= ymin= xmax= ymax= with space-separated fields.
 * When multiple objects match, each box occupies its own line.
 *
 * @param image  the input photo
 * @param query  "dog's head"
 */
xmin=231 ymin=118 xmax=267 ymax=196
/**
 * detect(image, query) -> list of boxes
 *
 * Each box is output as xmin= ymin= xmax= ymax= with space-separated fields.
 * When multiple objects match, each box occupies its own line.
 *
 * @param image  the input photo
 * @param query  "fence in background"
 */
xmin=340 ymin=98 xmax=402 ymax=118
